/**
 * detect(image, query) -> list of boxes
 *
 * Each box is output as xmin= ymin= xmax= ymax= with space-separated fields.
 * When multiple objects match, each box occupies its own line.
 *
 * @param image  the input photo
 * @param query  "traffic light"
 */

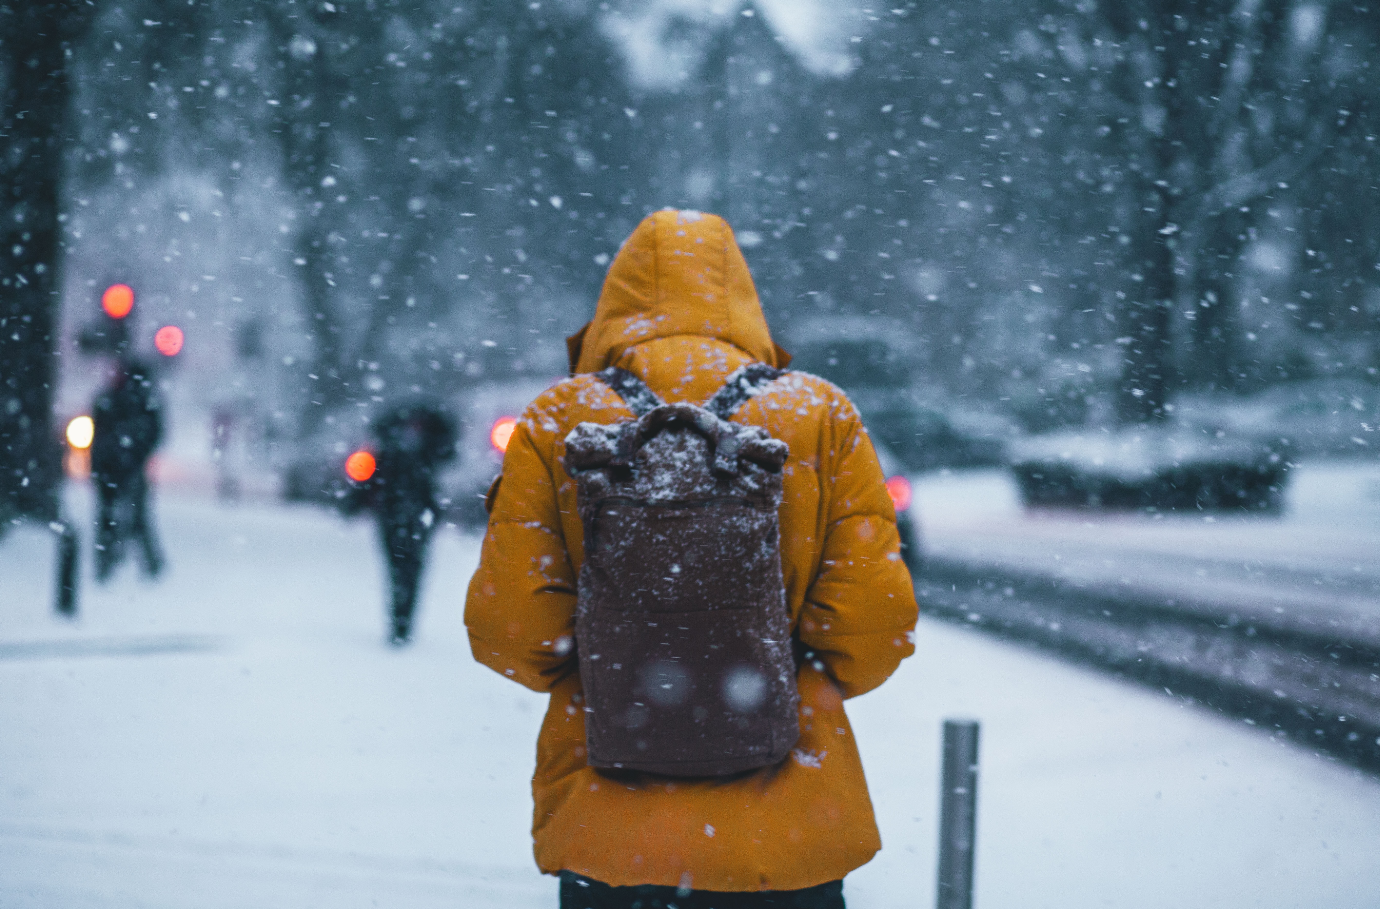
xmin=154 ymin=325 xmax=184 ymax=357
xmin=78 ymin=283 xmax=135 ymax=353
xmin=101 ymin=284 xmax=134 ymax=319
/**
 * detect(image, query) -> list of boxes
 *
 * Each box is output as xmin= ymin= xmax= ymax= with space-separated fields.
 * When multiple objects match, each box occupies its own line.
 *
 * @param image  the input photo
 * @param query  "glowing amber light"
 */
xmin=885 ymin=475 xmax=913 ymax=513
xmin=490 ymin=416 xmax=517 ymax=454
xmin=66 ymin=415 xmax=95 ymax=450
xmin=345 ymin=450 xmax=376 ymax=482
xmin=154 ymin=325 xmax=184 ymax=356
xmin=102 ymin=284 xmax=134 ymax=319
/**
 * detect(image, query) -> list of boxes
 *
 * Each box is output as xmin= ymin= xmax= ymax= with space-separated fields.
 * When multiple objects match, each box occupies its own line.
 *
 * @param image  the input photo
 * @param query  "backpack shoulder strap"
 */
xmin=595 ymin=367 xmax=663 ymax=418
xmin=704 ymin=363 xmax=786 ymax=420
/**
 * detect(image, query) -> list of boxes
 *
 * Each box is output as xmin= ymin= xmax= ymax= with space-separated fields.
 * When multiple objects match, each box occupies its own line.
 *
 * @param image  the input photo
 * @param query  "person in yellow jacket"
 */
xmin=464 ymin=209 xmax=919 ymax=909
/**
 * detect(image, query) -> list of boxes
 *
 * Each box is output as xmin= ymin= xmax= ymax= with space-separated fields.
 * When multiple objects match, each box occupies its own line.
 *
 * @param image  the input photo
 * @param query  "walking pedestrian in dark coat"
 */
xmin=90 ymin=359 xmax=165 ymax=581
xmin=346 ymin=403 xmax=456 ymax=645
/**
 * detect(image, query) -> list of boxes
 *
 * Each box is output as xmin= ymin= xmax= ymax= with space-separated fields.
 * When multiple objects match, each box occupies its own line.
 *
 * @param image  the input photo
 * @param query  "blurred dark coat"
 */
xmin=347 ymin=405 xmax=456 ymax=522
xmin=90 ymin=364 xmax=163 ymax=482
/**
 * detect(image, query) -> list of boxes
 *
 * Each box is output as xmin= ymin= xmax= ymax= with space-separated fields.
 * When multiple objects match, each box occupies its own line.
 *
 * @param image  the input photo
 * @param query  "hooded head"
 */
xmin=567 ymin=210 xmax=790 ymax=374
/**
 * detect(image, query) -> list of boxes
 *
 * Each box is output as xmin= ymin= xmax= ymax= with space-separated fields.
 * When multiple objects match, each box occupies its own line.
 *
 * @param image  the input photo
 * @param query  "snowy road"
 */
xmin=4 ymin=484 xmax=1380 ymax=908
xmin=909 ymin=462 xmax=1380 ymax=771
xmin=911 ymin=461 xmax=1380 ymax=631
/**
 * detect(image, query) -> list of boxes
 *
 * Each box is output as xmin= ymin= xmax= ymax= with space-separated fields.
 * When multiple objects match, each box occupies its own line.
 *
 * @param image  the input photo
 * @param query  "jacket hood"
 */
xmin=567 ymin=209 xmax=790 ymax=374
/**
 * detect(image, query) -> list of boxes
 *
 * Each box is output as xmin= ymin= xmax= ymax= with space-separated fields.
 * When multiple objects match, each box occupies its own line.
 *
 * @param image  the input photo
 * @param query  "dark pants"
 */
xmin=94 ymin=472 xmax=164 ymax=581
xmin=559 ymin=872 xmax=845 ymax=909
xmin=379 ymin=514 xmax=432 ymax=640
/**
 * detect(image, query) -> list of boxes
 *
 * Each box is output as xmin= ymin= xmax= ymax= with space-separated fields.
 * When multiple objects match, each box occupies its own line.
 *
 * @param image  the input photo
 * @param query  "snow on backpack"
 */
xmin=561 ymin=363 xmax=800 ymax=777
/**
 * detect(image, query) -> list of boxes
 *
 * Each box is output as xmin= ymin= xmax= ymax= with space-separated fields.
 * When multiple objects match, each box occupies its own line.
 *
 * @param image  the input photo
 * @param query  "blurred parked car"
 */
xmin=444 ymin=376 xmax=559 ymax=528
xmin=1173 ymin=378 xmax=1380 ymax=459
xmin=870 ymin=437 xmax=924 ymax=574
xmin=1010 ymin=424 xmax=1289 ymax=512
xmin=784 ymin=316 xmax=1009 ymax=472
xmin=280 ymin=410 xmax=376 ymax=508
xmin=863 ymin=392 xmax=1006 ymax=472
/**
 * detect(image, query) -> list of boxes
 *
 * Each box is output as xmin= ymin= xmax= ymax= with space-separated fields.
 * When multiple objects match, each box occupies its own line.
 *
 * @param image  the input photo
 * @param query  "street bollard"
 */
xmin=936 ymin=719 xmax=980 ymax=909
xmin=54 ymin=520 xmax=79 ymax=617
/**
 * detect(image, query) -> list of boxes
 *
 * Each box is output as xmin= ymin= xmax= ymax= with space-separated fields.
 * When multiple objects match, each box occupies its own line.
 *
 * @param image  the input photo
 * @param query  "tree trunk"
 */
xmin=273 ymin=7 xmax=349 ymax=428
xmin=1188 ymin=209 xmax=1248 ymax=392
xmin=1118 ymin=180 xmax=1176 ymax=424
xmin=1112 ymin=1 xmax=1188 ymax=425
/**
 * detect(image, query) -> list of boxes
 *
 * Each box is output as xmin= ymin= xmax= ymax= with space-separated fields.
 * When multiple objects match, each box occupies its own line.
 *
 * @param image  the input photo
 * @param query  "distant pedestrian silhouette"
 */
xmin=90 ymin=359 xmax=165 ymax=581
xmin=346 ymin=404 xmax=456 ymax=644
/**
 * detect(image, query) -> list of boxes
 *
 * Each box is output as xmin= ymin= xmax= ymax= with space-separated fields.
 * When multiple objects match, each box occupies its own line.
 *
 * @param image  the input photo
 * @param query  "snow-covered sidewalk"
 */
xmin=2 ymin=488 xmax=1379 ymax=908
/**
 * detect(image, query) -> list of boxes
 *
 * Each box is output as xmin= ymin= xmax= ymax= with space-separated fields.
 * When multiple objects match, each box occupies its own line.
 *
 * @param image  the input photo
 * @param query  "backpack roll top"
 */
xmin=563 ymin=403 xmax=787 ymax=484
xmin=561 ymin=366 xmax=800 ymax=777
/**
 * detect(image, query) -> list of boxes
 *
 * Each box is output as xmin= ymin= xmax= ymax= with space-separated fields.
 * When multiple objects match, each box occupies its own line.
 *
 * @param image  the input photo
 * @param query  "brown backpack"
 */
xmin=562 ymin=364 xmax=800 ymax=777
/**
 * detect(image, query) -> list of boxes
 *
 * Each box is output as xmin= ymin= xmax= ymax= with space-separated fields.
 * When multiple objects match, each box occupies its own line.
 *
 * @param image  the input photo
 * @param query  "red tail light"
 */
xmin=345 ymin=449 xmax=376 ymax=482
xmin=885 ymin=475 xmax=912 ymax=513
xmin=490 ymin=416 xmax=517 ymax=454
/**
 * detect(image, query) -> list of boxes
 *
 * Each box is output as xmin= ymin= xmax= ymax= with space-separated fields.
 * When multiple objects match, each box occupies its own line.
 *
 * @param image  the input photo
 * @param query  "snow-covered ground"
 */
xmin=3 ymin=478 xmax=1380 ymax=908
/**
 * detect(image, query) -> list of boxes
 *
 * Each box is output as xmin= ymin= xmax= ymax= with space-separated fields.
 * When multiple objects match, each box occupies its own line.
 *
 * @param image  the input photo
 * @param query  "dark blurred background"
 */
xmin=4 ymin=0 xmax=1379 ymax=519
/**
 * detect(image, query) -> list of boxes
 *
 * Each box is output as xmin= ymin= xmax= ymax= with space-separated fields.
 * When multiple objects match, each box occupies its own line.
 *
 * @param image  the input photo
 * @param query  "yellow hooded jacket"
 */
xmin=464 ymin=209 xmax=918 ymax=892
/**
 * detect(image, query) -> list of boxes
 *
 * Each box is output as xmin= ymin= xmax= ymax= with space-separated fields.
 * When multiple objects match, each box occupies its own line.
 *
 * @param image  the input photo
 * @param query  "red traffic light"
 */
xmin=154 ymin=325 xmax=184 ymax=357
xmin=102 ymin=284 xmax=134 ymax=319
xmin=345 ymin=450 xmax=376 ymax=483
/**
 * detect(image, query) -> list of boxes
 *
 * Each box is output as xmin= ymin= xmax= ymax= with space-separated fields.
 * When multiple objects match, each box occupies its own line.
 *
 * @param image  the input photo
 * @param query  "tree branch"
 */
xmin=1193 ymin=116 xmax=1341 ymax=223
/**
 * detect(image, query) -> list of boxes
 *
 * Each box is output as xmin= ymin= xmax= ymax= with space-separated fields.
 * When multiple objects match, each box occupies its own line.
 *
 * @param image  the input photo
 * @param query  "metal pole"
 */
xmin=936 ymin=719 xmax=980 ymax=909
xmin=54 ymin=519 xmax=78 ymax=617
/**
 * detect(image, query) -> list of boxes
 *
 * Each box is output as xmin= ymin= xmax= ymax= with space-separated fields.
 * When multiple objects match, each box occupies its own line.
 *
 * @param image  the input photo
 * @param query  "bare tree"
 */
xmin=1096 ymin=0 xmax=1358 ymax=420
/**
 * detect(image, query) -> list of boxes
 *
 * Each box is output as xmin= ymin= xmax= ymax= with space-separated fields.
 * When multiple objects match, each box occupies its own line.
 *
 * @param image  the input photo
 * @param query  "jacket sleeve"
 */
xmin=147 ymin=393 xmax=164 ymax=451
xmin=464 ymin=409 xmax=579 ymax=693
xmin=797 ymin=411 xmax=918 ymax=699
